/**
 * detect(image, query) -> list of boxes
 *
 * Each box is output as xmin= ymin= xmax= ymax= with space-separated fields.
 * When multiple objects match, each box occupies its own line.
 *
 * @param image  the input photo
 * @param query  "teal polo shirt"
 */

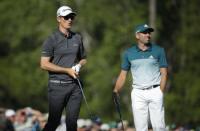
xmin=121 ymin=43 xmax=168 ymax=89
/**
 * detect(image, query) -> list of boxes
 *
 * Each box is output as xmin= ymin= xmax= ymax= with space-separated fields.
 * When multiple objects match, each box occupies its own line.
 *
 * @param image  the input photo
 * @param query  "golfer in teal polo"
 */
xmin=113 ymin=24 xmax=168 ymax=131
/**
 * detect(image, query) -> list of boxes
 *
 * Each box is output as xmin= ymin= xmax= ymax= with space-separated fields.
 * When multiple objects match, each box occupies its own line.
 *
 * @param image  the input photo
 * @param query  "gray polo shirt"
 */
xmin=41 ymin=29 xmax=86 ymax=81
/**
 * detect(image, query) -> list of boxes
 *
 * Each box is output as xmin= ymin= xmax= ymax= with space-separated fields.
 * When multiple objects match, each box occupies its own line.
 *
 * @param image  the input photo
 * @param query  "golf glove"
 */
xmin=72 ymin=64 xmax=81 ymax=73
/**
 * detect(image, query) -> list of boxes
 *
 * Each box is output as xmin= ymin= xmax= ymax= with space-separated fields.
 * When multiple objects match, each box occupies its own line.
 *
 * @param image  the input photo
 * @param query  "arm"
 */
xmin=160 ymin=67 xmax=168 ymax=92
xmin=78 ymin=59 xmax=87 ymax=67
xmin=73 ymin=35 xmax=87 ymax=72
xmin=77 ymin=34 xmax=87 ymax=67
xmin=113 ymin=70 xmax=128 ymax=93
xmin=40 ymin=56 xmax=78 ymax=78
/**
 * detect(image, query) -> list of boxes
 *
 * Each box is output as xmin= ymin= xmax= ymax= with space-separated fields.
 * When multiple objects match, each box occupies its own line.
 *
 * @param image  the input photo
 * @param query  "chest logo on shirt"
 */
xmin=149 ymin=55 xmax=154 ymax=59
xmin=73 ymin=44 xmax=78 ymax=46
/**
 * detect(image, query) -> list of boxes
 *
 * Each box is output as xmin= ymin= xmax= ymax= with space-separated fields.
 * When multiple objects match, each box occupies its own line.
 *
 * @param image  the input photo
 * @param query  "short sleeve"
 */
xmin=159 ymin=48 xmax=168 ymax=68
xmin=41 ymin=36 xmax=54 ymax=57
xmin=121 ymin=51 xmax=131 ymax=71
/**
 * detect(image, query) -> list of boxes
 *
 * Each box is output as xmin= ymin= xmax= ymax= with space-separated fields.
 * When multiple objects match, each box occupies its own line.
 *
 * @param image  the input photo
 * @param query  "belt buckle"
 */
xmin=153 ymin=84 xmax=159 ymax=88
xmin=143 ymin=85 xmax=154 ymax=90
xmin=147 ymin=86 xmax=153 ymax=90
xmin=50 ymin=79 xmax=74 ymax=84
xmin=50 ymin=80 xmax=66 ymax=84
xmin=60 ymin=81 xmax=67 ymax=84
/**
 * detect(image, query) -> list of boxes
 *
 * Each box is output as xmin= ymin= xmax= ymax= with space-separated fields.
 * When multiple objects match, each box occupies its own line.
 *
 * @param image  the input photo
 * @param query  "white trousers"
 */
xmin=131 ymin=87 xmax=166 ymax=131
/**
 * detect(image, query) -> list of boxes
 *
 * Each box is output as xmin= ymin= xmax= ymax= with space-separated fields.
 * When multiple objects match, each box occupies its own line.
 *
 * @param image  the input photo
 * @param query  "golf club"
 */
xmin=113 ymin=92 xmax=125 ymax=131
xmin=75 ymin=78 xmax=98 ymax=121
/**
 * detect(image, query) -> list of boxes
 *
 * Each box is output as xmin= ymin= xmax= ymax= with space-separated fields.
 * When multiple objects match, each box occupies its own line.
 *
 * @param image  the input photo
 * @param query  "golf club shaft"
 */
xmin=113 ymin=93 xmax=125 ymax=131
xmin=76 ymin=78 xmax=91 ymax=116
xmin=117 ymin=108 xmax=125 ymax=130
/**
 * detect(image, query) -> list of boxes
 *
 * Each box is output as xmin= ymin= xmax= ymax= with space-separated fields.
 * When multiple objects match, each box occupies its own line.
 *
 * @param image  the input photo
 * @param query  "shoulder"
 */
xmin=70 ymin=31 xmax=82 ymax=38
xmin=45 ymin=30 xmax=58 ymax=42
xmin=42 ymin=31 xmax=59 ymax=48
xmin=150 ymin=43 xmax=167 ymax=58
xmin=124 ymin=45 xmax=137 ymax=54
xmin=43 ymin=35 xmax=54 ymax=44
xmin=151 ymin=43 xmax=165 ymax=52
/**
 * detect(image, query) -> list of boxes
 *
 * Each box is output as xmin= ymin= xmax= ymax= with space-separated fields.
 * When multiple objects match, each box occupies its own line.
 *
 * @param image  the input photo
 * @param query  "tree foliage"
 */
xmin=158 ymin=0 xmax=200 ymax=126
xmin=0 ymin=0 xmax=199 ymax=126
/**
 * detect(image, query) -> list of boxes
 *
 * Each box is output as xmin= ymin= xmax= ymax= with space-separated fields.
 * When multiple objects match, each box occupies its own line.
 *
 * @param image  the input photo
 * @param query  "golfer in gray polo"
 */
xmin=40 ymin=5 xmax=86 ymax=131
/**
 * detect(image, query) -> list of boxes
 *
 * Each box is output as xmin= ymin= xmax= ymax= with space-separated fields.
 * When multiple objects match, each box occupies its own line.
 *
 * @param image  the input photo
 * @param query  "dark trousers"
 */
xmin=43 ymin=81 xmax=82 ymax=131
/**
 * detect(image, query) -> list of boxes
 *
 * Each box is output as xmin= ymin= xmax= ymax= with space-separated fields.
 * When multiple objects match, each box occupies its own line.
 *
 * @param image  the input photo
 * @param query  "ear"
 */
xmin=135 ymin=33 xmax=140 ymax=39
xmin=57 ymin=17 xmax=61 ymax=22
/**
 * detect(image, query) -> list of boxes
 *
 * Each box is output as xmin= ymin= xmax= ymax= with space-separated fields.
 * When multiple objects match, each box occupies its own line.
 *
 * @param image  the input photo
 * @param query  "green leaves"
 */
xmin=0 ymin=0 xmax=200 ymax=126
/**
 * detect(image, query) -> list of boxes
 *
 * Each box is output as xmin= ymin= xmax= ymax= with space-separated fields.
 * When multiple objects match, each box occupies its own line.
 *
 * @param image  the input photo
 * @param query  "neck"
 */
xmin=59 ymin=26 xmax=70 ymax=36
xmin=137 ymin=42 xmax=149 ymax=51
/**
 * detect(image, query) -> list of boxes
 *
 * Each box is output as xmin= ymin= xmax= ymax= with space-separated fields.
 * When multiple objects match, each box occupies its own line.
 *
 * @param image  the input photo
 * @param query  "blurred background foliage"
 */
xmin=0 ymin=0 xmax=200 ymax=128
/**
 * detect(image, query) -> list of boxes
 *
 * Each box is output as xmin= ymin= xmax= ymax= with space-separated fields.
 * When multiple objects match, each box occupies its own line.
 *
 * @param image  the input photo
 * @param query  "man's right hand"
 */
xmin=113 ymin=90 xmax=119 ymax=97
xmin=113 ymin=88 xmax=119 ymax=94
xmin=72 ymin=64 xmax=81 ymax=73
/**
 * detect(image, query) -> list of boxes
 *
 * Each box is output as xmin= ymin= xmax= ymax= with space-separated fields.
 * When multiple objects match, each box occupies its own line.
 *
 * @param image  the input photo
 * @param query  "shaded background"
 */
xmin=0 ymin=0 xmax=200 ymax=129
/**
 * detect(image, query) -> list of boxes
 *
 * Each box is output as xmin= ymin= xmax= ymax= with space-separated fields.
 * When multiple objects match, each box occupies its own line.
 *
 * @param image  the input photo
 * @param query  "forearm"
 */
xmin=41 ymin=61 xmax=69 ymax=73
xmin=114 ymin=78 xmax=125 ymax=93
xmin=160 ymin=75 xmax=167 ymax=90
xmin=40 ymin=57 xmax=78 ymax=78
xmin=113 ymin=70 xmax=127 ymax=93
xmin=160 ymin=68 xmax=168 ymax=92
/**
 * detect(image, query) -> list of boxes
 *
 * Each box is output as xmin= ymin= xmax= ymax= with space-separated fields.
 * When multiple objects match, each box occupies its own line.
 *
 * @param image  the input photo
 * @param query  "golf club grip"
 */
xmin=113 ymin=92 xmax=120 ymax=107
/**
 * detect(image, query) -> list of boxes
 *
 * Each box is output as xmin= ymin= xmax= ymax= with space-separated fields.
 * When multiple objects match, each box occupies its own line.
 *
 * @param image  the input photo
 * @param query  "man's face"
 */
xmin=136 ymin=31 xmax=151 ymax=44
xmin=58 ymin=14 xmax=75 ymax=29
